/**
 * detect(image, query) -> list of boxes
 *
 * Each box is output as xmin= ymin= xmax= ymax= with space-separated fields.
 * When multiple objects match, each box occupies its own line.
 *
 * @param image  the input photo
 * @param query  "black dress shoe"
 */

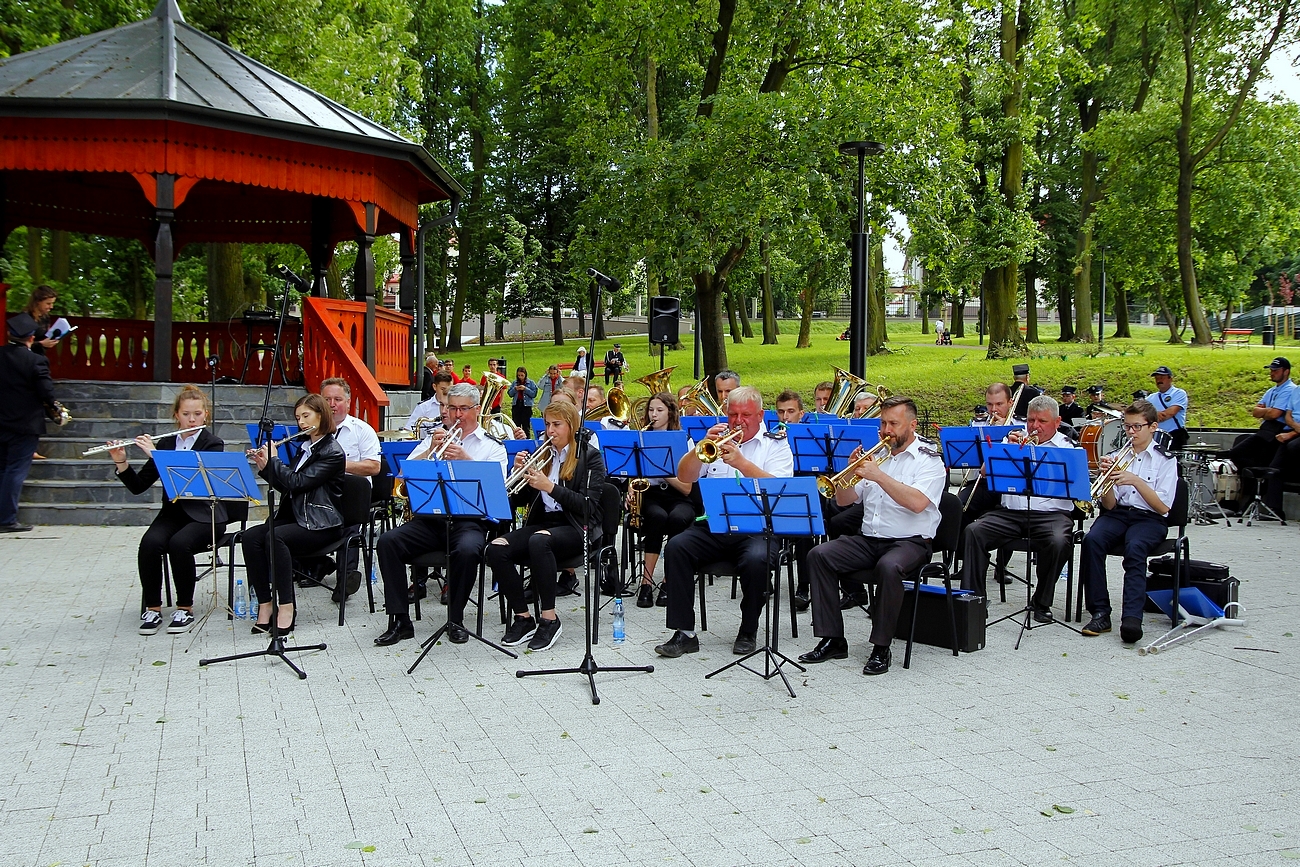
xmin=375 ymin=618 xmax=415 ymax=646
xmin=838 ymin=591 xmax=870 ymax=611
xmin=654 ymin=631 xmax=699 ymax=658
xmin=732 ymin=631 xmax=757 ymax=655
xmin=446 ymin=622 xmax=469 ymax=644
xmin=637 ymin=584 xmax=655 ymax=608
xmin=862 ymin=645 xmax=891 ymax=675
xmin=798 ymin=636 xmax=848 ymax=663
xmin=793 ymin=589 xmax=811 ymax=612
xmin=655 ymin=586 xmax=668 ymax=607
xmin=1032 ymin=604 xmax=1053 ymax=624
xmin=407 ymin=582 xmax=428 ymax=603
xmin=251 ymin=621 xmax=272 ymax=635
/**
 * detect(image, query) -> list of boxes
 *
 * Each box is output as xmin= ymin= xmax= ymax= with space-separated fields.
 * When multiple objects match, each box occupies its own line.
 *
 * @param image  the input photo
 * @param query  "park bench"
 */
xmin=1211 ymin=328 xmax=1253 ymax=349
xmin=558 ymin=360 xmax=608 ymax=377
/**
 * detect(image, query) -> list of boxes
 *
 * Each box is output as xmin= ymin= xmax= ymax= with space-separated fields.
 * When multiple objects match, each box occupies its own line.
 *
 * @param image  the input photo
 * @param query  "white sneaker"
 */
xmin=139 ymin=610 xmax=163 ymax=635
xmin=166 ymin=610 xmax=195 ymax=634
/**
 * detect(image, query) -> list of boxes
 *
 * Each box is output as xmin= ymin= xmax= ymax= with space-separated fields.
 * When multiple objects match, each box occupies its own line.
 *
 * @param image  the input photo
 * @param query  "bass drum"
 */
xmin=1078 ymin=418 xmax=1126 ymax=471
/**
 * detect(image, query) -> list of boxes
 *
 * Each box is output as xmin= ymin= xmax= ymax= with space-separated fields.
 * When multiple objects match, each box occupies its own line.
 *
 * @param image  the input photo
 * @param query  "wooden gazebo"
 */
xmin=0 ymin=0 xmax=462 ymax=415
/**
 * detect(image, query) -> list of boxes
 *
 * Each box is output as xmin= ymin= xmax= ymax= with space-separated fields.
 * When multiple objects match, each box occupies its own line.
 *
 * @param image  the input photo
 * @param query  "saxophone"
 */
xmin=627 ymin=478 xmax=651 ymax=529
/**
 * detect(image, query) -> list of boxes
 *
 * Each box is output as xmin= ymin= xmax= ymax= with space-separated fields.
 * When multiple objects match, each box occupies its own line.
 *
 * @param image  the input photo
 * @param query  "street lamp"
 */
xmin=839 ymin=140 xmax=886 ymax=379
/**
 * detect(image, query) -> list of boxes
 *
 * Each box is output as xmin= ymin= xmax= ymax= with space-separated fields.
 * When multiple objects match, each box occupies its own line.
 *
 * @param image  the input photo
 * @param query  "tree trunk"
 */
xmin=986 ymin=3 xmax=1029 ymax=356
xmin=576 ymin=294 xmax=585 ymax=338
xmin=760 ymin=240 xmax=778 ymax=344
xmin=867 ymin=240 xmax=887 ymax=355
xmin=494 ymin=311 xmax=506 ymax=341
xmin=695 ymin=270 xmax=730 ymax=373
xmin=737 ymin=286 xmax=753 ymax=339
xmin=1112 ymin=281 xmax=1131 ymax=337
xmin=1222 ymin=297 xmax=1233 ymax=331
xmin=552 ymin=297 xmax=564 ymax=345
xmin=50 ymin=230 xmax=70 ymax=283
xmin=326 ymin=260 xmax=344 ymax=299
xmin=1073 ymin=108 xmax=1101 ymax=342
xmin=206 ymin=242 xmax=245 ymax=323
xmin=951 ymin=296 xmax=966 ymax=338
xmin=725 ymin=284 xmax=742 ymax=343
xmin=26 ymin=227 xmax=42 ymax=283
xmin=1024 ymin=255 xmax=1039 ymax=342
xmin=1155 ymin=287 xmax=1183 ymax=344
xmin=479 ymin=310 xmax=486 ymax=345
xmin=447 ymin=0 xmax=489 ymax=353
xmin=797 ymin=262 xmax=819 ymax=349
xmin=1056 ymin=264 xmax=1075 ymax=341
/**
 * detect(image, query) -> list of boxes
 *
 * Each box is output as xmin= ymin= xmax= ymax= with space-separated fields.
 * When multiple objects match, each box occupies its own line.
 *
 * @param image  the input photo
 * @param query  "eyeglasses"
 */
xmin=1122 ymin=422 xmax=1152 ymax=432
xmin=446 ymin=404 xmax=477 ymax=414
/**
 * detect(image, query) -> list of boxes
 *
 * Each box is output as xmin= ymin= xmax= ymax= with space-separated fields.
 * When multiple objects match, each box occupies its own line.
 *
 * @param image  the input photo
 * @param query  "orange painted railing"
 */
xmin=43 ymin=316 xmax=304 ymax=385
xmin=305 ymin=297 xmax=413 ymax=387
xmin=301 ymin=297 xmax=388 ymax=429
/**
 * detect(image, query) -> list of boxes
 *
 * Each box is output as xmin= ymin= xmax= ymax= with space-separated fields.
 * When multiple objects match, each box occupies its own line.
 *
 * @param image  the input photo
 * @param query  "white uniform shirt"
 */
xmin=1114 ymin=443 xmax=1177 ymax=515
xmin=176 ymin=430 xmax=200 ymax=451
xmin=1000 ymin=431 xmax=1083 ymax=514
xmin=333 ymin=414 xmax=382 ymax=485
xmin=853 ymin=435 xmax=945 ymax=539
xmin=405 ymin=396 xmax=441 ymax=432
xmin=541 ymin=444 xmax=570 ymax=512
xmin=415 ymin=425 xmax=507 ymax=478
xmin=699 ymin=430 xmax=794 ymax=479
xmin=293 ymin=438 xmax=314 ymax=472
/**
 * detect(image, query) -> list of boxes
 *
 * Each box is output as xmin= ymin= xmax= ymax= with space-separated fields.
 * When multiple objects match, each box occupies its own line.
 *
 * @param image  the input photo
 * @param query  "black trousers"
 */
xmin=1229 ymin=429 xmax=1282 ymax=504
xmin=139 ymin=503 xmax=225 ymax=608
xmin=378 ymin=517 xmax=487 ymax=624
xmin=511 ymin=402 xmax=532 ymax=431
xmin=1266 ymin=436 xmax=1300 ymax=513
xmin=639 ymin=488 xmax=697 ymax=556
xmin=1081 ymin=507 xmax=1168 ymax=621
xmin=242 ymin=513 xmax=343 ymax=608
xmin=959 ymin=508 xmax=1073 ymax=607
xmin=663 ymin=526 xmax=779 ymax=635
xmin=794 ymin=499 xmax=863 ymax=593
xmin=487 ymin=515 xmax=583 ymax=615
xmin=807 ymin=535 xmax=931 ymax=647
xmin=956 ymin=478 xmax=999 ymax=541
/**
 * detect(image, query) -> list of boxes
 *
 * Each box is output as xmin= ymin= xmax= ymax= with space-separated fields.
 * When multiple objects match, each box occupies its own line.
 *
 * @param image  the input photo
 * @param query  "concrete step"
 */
xmin=21 ymin=477 xmax=272 ymax=506
xmin=17 ymin=501 xmax=270 ymax=526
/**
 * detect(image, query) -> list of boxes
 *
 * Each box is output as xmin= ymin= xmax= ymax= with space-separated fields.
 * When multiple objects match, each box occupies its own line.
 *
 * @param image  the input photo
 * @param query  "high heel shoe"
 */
xmin=251 ymin=621 xmax=272 ymax=635
xmin=274 ymin=612 xmax=297 ymax=635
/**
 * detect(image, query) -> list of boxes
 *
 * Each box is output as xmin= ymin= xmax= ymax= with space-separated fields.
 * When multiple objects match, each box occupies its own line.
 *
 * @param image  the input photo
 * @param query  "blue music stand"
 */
xmin=400 ymin=459 xmax=516 ymax=666
xmin=381 ymin=440 xmax=419 ymax=477
xmin=601 ymin=430 xmax=690 ymax=479
xmin=699 ymin=476 xmax=823 ymax=697
xmin=504 ymin=438 xmax=534 ymax=469
xmin=787 ymin=424 xmax=834 ymax=475
xmin=938 ymin=425 xmax=1019 ymax=471
xmin=530 ymin=417 xmax=546 ymax=438
xmin=681 ymin=415 xmax=725 ymax=444
xmin=983 ymin=442 xmax=1090 ymax=647
xmin=246 ymin=423 xmax=302 ymax=464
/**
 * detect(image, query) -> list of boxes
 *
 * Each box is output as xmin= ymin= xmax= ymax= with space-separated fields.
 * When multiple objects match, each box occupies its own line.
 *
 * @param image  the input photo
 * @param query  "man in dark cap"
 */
xmin=1149 ymin=366 xmax=1189 ymax=450
xmin=0 ymin=314 xmax=56 ymax=532
xmin=1058 ymin=386 xmax=1086 ymax=427
xmin=1227 ymin=358 xmax=1295 ymax=514
xmin=603 ymin=342 xmax=627 ymax=385
xmin=1010 ymin=364 xmax=1042 ymax=419
xmin=1085 ymin=385 xmax=1114 ymax=419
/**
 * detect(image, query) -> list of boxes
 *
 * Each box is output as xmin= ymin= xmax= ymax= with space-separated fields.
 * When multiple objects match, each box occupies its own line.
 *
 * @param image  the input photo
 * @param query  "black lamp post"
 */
xmin=839 ymin=141 xmax=886 ymax=378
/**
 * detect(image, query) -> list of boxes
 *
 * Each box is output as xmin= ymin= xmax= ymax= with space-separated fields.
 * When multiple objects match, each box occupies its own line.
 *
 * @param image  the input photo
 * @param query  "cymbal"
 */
xmin=1183 ymin=444 xmax=1220 ymax=453
xmin=378 ymin=429 xmax=415 ymax=440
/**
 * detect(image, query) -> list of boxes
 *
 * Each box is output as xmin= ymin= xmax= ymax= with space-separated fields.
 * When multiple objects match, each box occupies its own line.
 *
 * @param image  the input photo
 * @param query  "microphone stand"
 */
xmin=517 ymin=269 xmax=655 ymax=704
xmin=200 ymin=266 xmax=326 ymax=679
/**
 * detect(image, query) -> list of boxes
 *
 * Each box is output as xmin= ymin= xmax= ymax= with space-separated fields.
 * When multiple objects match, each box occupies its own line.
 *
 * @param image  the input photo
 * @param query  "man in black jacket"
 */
xmin=0 ymin=314 xmax=55 ymax=532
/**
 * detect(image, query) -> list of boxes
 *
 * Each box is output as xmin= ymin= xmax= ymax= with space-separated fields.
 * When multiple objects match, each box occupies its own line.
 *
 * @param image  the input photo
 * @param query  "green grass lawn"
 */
xmin=443 ymin=320 xmax=1299 ymax=428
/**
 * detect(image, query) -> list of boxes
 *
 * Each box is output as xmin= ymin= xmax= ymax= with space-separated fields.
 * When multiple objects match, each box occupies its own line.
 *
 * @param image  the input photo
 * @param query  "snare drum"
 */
xmin=1078 ymin=418 xmax=1125 ymax=470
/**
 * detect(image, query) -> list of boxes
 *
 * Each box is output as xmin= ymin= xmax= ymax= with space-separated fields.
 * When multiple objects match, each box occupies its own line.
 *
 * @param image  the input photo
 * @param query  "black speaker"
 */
xmin=650 ymin=296 xmax=680 ymax=344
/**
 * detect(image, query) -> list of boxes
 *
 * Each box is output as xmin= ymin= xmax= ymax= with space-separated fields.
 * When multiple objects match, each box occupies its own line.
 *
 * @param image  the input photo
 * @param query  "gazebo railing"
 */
xmin=301 ymin=297 xmax=389 ymax=429
xmin=306 ymin=297 xmax=412 ymax=387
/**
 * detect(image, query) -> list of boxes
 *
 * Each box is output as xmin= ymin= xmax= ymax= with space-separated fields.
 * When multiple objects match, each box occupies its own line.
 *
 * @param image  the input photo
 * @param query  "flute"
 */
xmin=246 ymin=426 xmax=317 ymax=455
xmin=83 ymin=426 xmax=207 ymax=456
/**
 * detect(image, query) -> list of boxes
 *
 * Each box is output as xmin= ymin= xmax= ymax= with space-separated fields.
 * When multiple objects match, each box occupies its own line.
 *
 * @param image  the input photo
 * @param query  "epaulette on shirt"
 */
xmin=764 ymin=425 xmax=788 ymax=439
xmin=916 ymin=436 xmax=941 ymax=458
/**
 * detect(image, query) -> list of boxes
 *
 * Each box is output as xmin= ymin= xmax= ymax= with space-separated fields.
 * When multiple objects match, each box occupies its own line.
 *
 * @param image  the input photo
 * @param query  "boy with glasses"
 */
xmin=1079 ymin=400 xmax=1178 ymax=644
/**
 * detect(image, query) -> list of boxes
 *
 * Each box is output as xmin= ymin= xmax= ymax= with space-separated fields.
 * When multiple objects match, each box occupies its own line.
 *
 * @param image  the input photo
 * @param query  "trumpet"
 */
xmin=696 ymin=427 xmax=744 ymax=462
xmin=505 ymin=435 xmax=555 ymax=495
xmin=1078 ymin=441 xmax=1135 ymax=515
xmin=816 ymin=436 xmax=894 ymax=498
xmin=431 ymin=425 xmax=464 ymax=459
xmin=83 ymin=425 xmax=207 ymax=456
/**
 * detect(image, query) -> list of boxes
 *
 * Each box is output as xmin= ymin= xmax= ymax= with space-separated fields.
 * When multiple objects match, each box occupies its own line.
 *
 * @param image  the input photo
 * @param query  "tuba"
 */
xmin=478 ymin=370 xmax=515 ymax=439
xmin=585 ymin=387 xmax=633 ymax=427
xmin=630 ymin=366 xmax=676 ymax=428
xmin=826 ymin=367 xmax=869 ymax=417
xmin=679 ymin=376 xmax=723 ymax=417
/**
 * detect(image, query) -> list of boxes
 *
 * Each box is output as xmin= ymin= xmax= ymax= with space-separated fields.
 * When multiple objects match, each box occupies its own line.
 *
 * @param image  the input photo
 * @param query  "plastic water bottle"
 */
xmin=370 ymin=562 xmax=379 ymax=587
xmin=249 ymin=585 xmax=258 ymax=617
xmin=612 ymin=597 xmax=626 ymax=645
xmin=234 ymin=579 xmax=248 ymax=619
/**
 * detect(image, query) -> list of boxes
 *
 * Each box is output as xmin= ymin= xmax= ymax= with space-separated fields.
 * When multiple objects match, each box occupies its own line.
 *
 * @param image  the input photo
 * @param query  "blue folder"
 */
xmin=381 ymin=440 xmax=420 ymax=478
xmin=938 ymin=425 xmax=1019 ymax=470
xmin=681 ymin=415 xmax=726 ymax=444
xmin=151 ymin=450 xmax=263 ymax=504
xmin=984 ymin=442 xmax=1090 ymax=501
xmin=601 ymin=429 xmax=690 ymax=478
xmin=400 ymin=460 xmax=512 ymax=521
xmin=699 ymin=476 xmax=825 ymax=536
xmin=245 ymin=423 xmax=302 ymax=464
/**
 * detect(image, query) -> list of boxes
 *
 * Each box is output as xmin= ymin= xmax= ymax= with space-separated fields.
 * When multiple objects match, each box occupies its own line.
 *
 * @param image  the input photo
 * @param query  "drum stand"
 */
xmin=1182 ymin=452 xmax=1233 ymax=526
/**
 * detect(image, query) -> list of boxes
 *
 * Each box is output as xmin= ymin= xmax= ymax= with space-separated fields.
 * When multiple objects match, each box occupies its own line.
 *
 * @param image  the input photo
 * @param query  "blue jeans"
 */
xmin=1080 ymin=507 xmax=1168 ymax=621
xmin=0 ymin=434 xmax=38 ymax=526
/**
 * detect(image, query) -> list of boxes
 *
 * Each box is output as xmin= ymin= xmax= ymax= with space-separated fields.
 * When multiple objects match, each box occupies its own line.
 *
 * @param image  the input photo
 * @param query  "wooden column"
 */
xmin=152 ymin=173 xmax=176 ymax=382
xmin=309 ymin=196 xmax=333 ymax=297
xmin=354 ymin=203 xmax=377 ymax=374
xmin=399 ymin=226 xmax=417 ymax=386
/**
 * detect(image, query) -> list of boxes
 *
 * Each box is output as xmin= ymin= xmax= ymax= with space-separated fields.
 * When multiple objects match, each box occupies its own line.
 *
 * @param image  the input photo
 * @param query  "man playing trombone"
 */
xmin=1079 ymin=399 xmax=1177 ymax=645
xmin=654 ymin=386 xmax=793 ymax=659
xmin=797 ymin=397 xmax=944 ymax=676
xmin=957 ymin=395 xmax=1081 ymax=622
xmin=374 ymin=384 xmax=507 ymax=646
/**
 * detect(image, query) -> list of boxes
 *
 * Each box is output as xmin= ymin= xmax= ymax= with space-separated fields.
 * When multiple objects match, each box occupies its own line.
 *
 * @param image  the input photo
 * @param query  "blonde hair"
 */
xmin=172 ymin=385 xmax=211 ymax=423
xmin=542 ymin=399 xmax=581 ymax=481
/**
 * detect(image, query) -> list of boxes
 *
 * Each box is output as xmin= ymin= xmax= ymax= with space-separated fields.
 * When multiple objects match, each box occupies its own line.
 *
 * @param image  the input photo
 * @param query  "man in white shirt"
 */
xmin=1080 ymin=399 xmax=1178 ymax=644
xmin=797 ymin=397 xmax=945 ymax=676
xmin=374 ymin=383 xmax=508 ymax=646
xmin=320 ymin=377 xmax=382 ymax=481
xmin=405 ymin=371 xmax=454 ymax=436
xmin=654 ymin=386 xmax=794 ymax=659
xmin=958 ymin=395 xmax=1081 ymax=623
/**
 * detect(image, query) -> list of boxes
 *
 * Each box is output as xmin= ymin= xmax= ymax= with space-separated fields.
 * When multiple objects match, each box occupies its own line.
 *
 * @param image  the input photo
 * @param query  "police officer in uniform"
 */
xmin=958 ymin=395 xmax=1082 ymax=622
xmin=1149 ymin=366 xmax=1189 ymax=450
xmin=797 ymin=396 xmax=946 ymax=676
xmin=654 ymin=386 xmax=794 ymax=659
xmin=374 ymin=384 xmax=508 ymax=646
xmin=1079 ymin=399 xmax=1179 ymax=644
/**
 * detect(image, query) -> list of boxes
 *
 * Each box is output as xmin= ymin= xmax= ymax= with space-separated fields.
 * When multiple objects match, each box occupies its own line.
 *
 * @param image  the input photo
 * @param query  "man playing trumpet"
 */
xmin=797 ymin=397 xmax=945 ymax=676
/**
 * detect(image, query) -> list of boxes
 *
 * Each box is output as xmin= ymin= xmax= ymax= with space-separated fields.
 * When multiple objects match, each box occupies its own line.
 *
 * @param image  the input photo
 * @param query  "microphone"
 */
xmin=274 ymin=264 xmax=312 ymax=291
xmin=587 ymin=267 xmax=621 ymax=291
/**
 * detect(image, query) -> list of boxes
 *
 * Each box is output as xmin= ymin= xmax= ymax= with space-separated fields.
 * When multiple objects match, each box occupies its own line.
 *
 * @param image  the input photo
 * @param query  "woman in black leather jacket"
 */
xmin=242 ymin=393 xmax=345 ymax=634
xmin=487 ymin=398 xmax=605 ymax=653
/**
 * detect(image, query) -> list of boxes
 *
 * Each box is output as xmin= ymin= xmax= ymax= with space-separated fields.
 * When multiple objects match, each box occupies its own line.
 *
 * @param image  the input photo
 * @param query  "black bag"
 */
xmin=1147 ymin=553 xmax=1230 ymax=582
xmin=896 ymin=585 xmax=985 ymax=653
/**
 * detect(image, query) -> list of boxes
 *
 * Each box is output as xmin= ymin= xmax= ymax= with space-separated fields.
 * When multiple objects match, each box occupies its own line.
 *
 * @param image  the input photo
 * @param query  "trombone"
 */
xmin=83 ymin=425 xmax=207 ymax=456
xmin=505 ymin=435 xmax=555 ymax=495
xmin=696 ymin=427 xmax=743 ymax=462
xmin=816 ymin=436 xmax=893 ymax=498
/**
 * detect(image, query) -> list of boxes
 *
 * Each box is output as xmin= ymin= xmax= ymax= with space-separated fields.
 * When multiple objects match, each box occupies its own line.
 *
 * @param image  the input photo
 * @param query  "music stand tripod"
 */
xmin=701 ymin=476 xmax=824 ymax=698
xmin=150 ymin=449 xmax=259 ymax=642
xmin=402 ymin=460 xmax=518 ymax=672
xmin=982 ymin=442 xmax=1091 ymax=650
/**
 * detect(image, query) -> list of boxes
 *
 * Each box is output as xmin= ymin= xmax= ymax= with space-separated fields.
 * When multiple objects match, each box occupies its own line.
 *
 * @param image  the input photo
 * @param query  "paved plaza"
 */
xmin=0 ymin=520 xmax=1297 ymax=867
